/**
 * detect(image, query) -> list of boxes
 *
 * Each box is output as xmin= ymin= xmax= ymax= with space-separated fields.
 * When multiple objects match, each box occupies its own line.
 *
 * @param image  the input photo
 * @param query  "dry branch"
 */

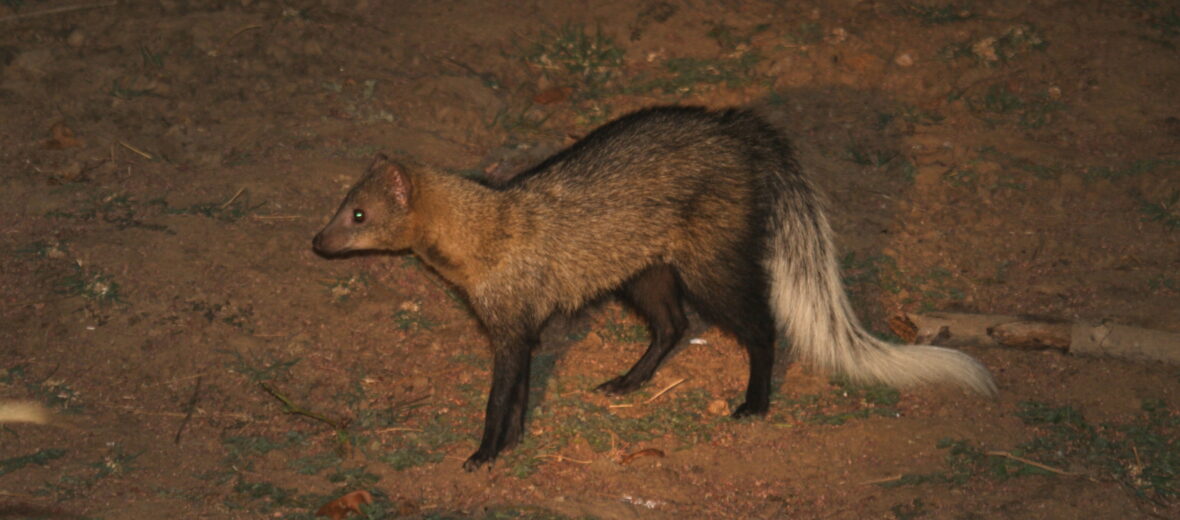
xmin=0 ymin=1 xmax=117 ymax=24
xmin=891 ymin=312 xmax=1180 ymax=364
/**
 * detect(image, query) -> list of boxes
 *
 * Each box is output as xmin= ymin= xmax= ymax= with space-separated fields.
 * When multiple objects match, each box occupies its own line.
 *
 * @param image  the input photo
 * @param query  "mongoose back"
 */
xmin=313 ymin=106 xmax=996 ymax=471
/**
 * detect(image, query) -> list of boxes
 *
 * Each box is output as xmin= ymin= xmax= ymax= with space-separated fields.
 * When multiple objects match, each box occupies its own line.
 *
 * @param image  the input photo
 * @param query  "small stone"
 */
xmin=971 ymin=37 xmax=999 ymax=62
xmin=895 ymin=53 xmax=914 ymax=67
xmin=827 ymin=27 xmax=847 ymax=44
xmin=707 ymin=399 xmax=730 ymax=416
xmin=66 ymin=29 xmax=86 ymax=48
xmin=53 ymin=162 xmax=85 ymax=183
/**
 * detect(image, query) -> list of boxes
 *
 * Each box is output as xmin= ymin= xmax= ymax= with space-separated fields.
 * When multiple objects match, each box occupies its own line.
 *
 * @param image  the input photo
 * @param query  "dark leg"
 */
xmin=681 ymin=262 xmax=777 ymax=417
xmin=729 ymin=311 xmax=775 ymax=417
xmin=596 ymin=265 xmax=688 ymax=395
xmin=463 ymin=330 xmax=535 ymax=471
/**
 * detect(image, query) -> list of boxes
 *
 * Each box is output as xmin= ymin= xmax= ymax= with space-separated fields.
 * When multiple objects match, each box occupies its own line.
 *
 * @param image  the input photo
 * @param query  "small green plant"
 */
xmin=1139 ymin=190 xmax=1180 ymax=230
xmin=289 ymin=451 xmax=343 ymax=476
xmin=90 ymin=445 xmax=140 ymax=479
xmin=55 ymin=264 xmax=122 ymax=305
xmin=392 ymin=306 xmax=438 ymax=331
xmin=945 ymin=167 xmax=977 ymax=188
xmin=334 ymin=377 xmax=430 ymax=431
xmin=188 ymin=298 xmax=255 ymax=332
xmin=786 ymin=21 xmax=824 ymax=45
xmin=160 ymin=191 xmax=264 ymax=222
xmin=706 ymin=22 xmax=770 ymax=50
xmin=37 ymin=445 xmax=142 ymax=500
xmin=227 ymin=478 xmax=312 ymax=513
xmin=1017 ymin=399 xmax=1180 ymax=500
xmin=1135 ymin=2 xmax=1180 ymax=46
xmin=911 ymin=267 xmax=966 ymax=312
xmin=890 ymin=498 xmax=929 ymax=520
xmin=381 ymin=443 xmax=445 ymax=470
xmin=109 ymin=79 xmax=154 ymax=99
xmin=325 ymin=466 xmax=381 ymax=489
xmin=840 ymin=252 xmax=901 ymax=294
xmin=490 ymin=105 xmax=552 ymax=134
xmin=896 ymin=104 xmax=946 ymax=125
xmin=978 ymin=146 xmax=1062 ymax=180
xmin=881 ymin=437 xmax=1049 ymax=488
xmin=525 ymin=23 xmax=624 ymax=98
xmin=0 ymin=449 xmax=67 ymax=477
xmin=223 ymin=432 xmax=308 ymax=465
xmin=380 ymin=413 xmax=470 ymax=470
xmin=1084 ymin=158 xmax=1179 ymax=180
xmin=775 ymin=378 xmax=901 ymax=426
xmin=839 ymin=252 xmax=901 ymax=326
xmin=1148 ymin=275 xmax=1177 ymax=291
xmin=323 ymin=274 xmax=370 ymax=302
xmin=965 ymin=84 xmax=1063 ymax=129
xmin=602 ymin=308 xmax=648 ymax=343
xmin=15 ymin=239 xmax=65 ymax=258
xmin=500 ymin=386 xmax=714 ymax=477
xmin=845 ymin=142 xmax=899 ymax=168
xmin=899 ymin=3 xmax=975 ymax=25
xmin=221 ymin=349 xmax=301 ymax=383
xmin=941 ymin=24 xmax=1048 ymax=65
xmin=139 ymin=45 xmax=165 ymax=68
xmin=2 ymin=365 xmax=84 ymax=413
xmin=887 ymin=400 xmax=1180 ymax=502
xmin=46 ymin=192 xmax=169 ymax=231
xmin=645 ymin=52 xmax=763 ymax=94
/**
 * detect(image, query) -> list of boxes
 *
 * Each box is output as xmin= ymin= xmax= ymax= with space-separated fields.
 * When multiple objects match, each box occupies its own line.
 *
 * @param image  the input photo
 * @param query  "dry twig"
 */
xmin=118 ymin=140 xmax=153 ymax=160
xmin=986 ymin=450 xmax=1078 ymax=476
xmin=174 ymin=376 xmax=202 ymax=444
xmin=0 ymin=1 xmax=117 ymax=24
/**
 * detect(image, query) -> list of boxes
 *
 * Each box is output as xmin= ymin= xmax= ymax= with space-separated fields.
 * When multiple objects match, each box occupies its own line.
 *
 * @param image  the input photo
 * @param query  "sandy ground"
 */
xmin=2 ymin=1 xmax=1178 ymax=518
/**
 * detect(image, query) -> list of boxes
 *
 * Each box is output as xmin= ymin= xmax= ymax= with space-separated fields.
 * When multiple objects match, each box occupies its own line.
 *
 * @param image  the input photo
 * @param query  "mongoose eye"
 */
xmin=352 ymin=209 xmax=365 ymax=223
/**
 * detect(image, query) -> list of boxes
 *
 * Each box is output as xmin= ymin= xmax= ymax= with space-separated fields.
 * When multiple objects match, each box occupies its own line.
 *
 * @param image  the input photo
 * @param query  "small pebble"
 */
xmin=707 ymin=399 xmax=730 ymax=416
xmin=66 ymin=29 xmax=86 ymax=48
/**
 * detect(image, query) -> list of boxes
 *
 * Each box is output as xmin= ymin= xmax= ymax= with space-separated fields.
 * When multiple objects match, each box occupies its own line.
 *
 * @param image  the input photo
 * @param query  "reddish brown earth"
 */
xmin=2 ymin=1 xmax=1178 ymax=519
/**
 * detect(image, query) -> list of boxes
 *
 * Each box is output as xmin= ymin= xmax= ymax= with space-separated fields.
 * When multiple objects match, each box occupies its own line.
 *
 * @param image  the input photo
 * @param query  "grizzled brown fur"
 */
xmin=314 ymin=106 xmax=995 ymax=471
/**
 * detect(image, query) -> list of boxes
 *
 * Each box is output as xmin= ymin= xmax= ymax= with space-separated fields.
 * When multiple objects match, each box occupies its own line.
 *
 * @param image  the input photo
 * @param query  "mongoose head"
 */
xmin=313 ymin=154 xmax=415 ymax=256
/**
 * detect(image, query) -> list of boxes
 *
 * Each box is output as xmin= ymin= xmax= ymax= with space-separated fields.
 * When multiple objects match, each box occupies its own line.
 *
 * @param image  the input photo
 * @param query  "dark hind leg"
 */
xmin=595 ymin=264 xmax=688 ymax=395
xmin=681 ymin=263 xmax=776 ymax=417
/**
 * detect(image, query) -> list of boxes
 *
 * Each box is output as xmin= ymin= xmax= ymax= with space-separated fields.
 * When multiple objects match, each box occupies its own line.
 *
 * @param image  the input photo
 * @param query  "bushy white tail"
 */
xmin=765 ymin=192 xmax=997 ymax=396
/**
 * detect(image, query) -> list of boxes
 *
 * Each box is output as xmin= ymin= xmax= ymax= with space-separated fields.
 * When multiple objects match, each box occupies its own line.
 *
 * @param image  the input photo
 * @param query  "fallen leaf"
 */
xmin=532 ymin=86 xmax=572 ymax=105
xmin=45 ymin=122 xmax=82 ymax=149
xmin=620 ymin=448 xmax=665 ymax=465
xmin=888 ymin=313 xmax=919 ymax=343
xmin=315 ymin=489 xmax=373 ymax=520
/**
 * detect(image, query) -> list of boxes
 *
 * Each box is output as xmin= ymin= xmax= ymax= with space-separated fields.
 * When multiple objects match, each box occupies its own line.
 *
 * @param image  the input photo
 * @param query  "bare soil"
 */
xmin=2 ymin=1 xmax=1179 ymax=519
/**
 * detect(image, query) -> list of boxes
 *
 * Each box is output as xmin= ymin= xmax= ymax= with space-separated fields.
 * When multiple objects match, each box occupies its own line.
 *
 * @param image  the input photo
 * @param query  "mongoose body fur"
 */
xmin=313 ymin=106 xmax=997 ymax=471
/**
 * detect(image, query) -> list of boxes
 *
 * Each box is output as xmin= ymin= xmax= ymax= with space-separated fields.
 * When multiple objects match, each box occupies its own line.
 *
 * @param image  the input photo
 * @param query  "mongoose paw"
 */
xmin=730 ymin=401 xmax=769 ymax=419
xmin=462 ymin=450 xmax=497 ymax=472
xmin=594 ymin=376 xmax=643 ymax=396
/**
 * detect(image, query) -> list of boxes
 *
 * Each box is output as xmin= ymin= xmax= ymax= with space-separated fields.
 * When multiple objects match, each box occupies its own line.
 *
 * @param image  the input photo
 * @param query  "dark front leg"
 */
xmin=463 ymin=332 xmax=535 ymax=471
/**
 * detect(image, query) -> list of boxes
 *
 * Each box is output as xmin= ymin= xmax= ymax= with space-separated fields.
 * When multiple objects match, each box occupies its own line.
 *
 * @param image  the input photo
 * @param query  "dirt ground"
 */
xmin=2 ymin=1 xmax=1179 ymax=518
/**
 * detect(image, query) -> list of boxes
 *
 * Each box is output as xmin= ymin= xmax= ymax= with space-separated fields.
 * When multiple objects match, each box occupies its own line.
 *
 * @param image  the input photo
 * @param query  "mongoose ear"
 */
xmin=368 ymin=154 xmax=412 ymax=207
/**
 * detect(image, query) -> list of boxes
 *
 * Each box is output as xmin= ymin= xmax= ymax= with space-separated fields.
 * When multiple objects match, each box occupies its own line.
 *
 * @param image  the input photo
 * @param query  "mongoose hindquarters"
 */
xmin=313 ymin=106 xmax=997 ymax=471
